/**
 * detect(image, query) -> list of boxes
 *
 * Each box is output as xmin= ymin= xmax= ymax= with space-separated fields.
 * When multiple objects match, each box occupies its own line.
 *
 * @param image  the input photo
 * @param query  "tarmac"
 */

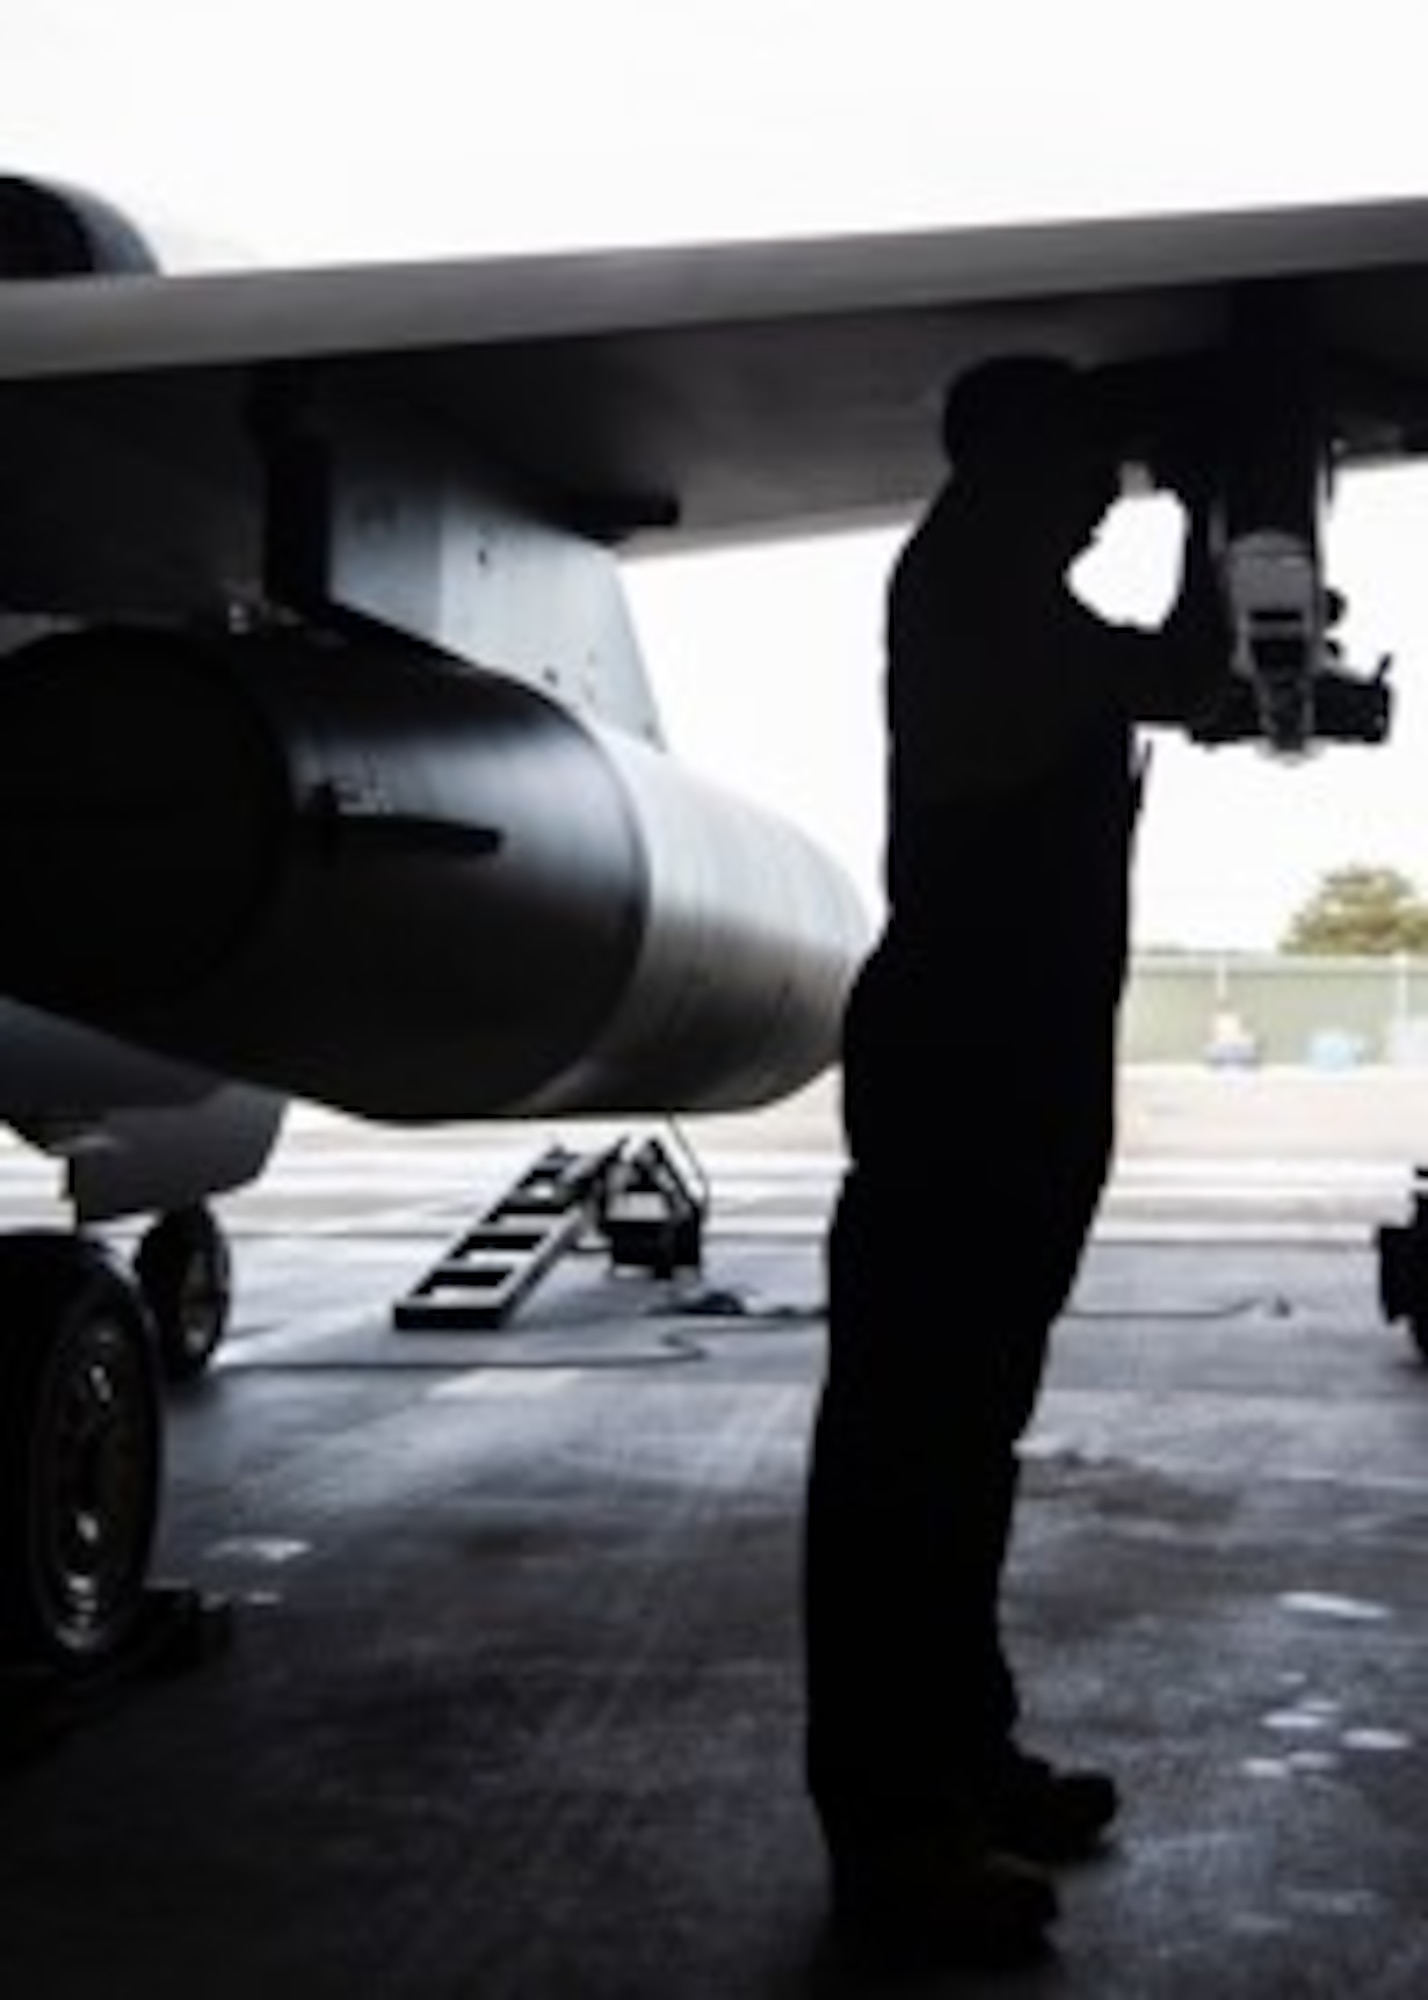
xmin=0 ymin=1068 xmax=1425 ymax=1997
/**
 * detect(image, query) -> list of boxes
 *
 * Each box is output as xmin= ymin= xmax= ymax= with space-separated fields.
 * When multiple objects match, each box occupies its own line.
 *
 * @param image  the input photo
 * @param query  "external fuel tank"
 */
xmin=0 ymin=624 xmax=867 ymax=1119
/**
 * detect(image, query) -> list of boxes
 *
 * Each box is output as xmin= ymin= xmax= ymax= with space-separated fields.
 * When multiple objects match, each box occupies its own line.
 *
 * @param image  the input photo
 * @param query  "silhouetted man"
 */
xmin=804 ymin=355 xmax=1227 ymax=1970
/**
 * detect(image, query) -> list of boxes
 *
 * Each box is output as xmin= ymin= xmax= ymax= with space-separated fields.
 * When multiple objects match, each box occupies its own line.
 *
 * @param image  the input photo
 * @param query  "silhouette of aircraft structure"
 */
xmin=1 ymin=174 xmax=1425 ymax=1669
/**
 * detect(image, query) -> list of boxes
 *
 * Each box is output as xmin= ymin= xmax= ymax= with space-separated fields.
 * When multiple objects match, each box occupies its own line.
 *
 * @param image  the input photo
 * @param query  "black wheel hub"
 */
xmin=40 ymin=1313 xmax=158 ymax=1645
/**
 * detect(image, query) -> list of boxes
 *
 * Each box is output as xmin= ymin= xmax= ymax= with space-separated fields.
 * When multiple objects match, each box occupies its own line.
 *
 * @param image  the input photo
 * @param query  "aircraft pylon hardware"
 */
xmin=392 ymin=1133 xmax=708 ymax=1332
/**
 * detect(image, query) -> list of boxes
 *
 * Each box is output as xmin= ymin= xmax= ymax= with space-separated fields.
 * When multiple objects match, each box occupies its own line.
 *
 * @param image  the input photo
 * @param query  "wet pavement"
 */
xmin=0 ymin=1089 xmax=1425 ymax=1996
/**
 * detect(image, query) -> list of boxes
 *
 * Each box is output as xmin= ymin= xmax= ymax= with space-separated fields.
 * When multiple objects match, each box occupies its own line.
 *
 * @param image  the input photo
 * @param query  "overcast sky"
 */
xmin=10 ymin=0 xmax=1428 ymax=944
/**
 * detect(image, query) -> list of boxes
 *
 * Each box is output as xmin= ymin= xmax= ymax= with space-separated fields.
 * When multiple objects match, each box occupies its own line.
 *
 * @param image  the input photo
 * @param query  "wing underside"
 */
xmin=8 ymin=195 xmax=1428 ymax=546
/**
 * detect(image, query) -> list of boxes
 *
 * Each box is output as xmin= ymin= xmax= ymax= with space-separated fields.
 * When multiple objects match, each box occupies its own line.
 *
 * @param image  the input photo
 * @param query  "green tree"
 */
xmin=1281 ymin=864 xmax=1428 ymax=955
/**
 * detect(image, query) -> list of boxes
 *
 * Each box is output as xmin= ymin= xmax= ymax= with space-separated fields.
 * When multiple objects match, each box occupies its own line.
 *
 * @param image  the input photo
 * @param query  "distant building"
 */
xmin=1123 ymin=952 xmax=1428 ymax=1066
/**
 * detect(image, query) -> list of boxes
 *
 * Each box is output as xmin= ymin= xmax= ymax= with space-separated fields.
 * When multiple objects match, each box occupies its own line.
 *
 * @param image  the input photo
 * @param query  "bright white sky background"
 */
xmin=10 ymin=0 xmax=1428 ymax=946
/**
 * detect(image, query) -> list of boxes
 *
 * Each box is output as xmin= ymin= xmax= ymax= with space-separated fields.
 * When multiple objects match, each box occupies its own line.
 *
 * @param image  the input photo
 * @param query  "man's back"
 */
xmin=882 ymin=484 xmax=1139 ymax=987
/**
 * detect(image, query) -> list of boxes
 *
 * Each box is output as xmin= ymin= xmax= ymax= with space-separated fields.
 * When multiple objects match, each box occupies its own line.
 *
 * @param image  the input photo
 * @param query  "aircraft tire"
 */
xmin=136 ymin=1205 xmax=232 ymax=1384
xmin=0 ymin=1233 xmax=163 ymax=1668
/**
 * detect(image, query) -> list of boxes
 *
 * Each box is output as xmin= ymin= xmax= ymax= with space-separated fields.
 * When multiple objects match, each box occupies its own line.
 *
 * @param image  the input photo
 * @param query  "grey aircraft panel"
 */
xmin=0 ymin=997 xmax=287 ymax=1222
xmin=7 ymin=200 xmax=1428 ymax=546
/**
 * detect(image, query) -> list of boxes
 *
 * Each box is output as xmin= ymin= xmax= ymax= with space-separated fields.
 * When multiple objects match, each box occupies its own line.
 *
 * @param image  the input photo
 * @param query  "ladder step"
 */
xmin=426 ymin=1263 xmax=527 ymax=1287
xmin=395 ymin=1260 xmax=543 ymax=1329
xmin=394 ymin=1298 xmax=512 ymax=1331
xmin=446 ymin=1225 xmax=562 ymax=1255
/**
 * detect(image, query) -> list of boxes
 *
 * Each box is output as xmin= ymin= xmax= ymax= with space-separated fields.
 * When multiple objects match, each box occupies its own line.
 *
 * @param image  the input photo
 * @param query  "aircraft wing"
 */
xmin=3 ymin=181 xmax=1427 ymax=1130
xmin=7 ymin=193 xmax=1428 ymax=547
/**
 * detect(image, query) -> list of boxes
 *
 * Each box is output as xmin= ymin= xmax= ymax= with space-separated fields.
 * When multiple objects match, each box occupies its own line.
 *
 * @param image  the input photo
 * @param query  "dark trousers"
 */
xmin=803 ymin=952 xmax=1115 ymax=1842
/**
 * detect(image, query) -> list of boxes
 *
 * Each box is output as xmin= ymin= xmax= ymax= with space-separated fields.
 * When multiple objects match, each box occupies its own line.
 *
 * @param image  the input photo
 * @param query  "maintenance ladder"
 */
xmin=391 ymin=1134 xmax=706 ymax=1333
xmin=392 ymin=1145 xmax=616 ymax=1333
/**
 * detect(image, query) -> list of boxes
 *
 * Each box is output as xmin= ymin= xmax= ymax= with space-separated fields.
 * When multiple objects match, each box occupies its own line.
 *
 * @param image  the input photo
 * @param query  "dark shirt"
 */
xmin=881 ymin=488 xmax=1142 ymax=1002
xmin=840 ymin=475 xmax=1223 ymax=1175
xmin=885 ymin=709 xmax=1135 ymax=1013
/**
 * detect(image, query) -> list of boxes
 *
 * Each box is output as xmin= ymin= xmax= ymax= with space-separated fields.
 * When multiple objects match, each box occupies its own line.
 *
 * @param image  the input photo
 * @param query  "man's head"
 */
xmin=940 ymin=354 xmax=1110 ymax=463
xmin=940 ymin=355 xmax=1121 ymax=561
